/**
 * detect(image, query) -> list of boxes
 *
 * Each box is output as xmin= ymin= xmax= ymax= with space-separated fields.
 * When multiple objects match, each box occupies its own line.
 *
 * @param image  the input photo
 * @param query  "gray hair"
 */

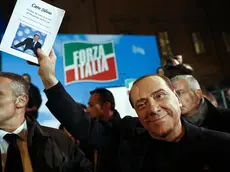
xmin=0 ymin=72 xmax=29 ymax=97
xmin=171 ymin=75 xmax=200 ymax=90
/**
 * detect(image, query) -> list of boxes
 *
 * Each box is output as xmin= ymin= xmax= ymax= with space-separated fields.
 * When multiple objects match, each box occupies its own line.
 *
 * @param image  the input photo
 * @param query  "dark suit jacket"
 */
xmin=0 ymin=115 xmax=92 ymax=172
xmin=14 ymin=38 xmax=42 ymax=55
xmin=78 ymin=110 xmax=121 ymax=172
xmin=45 ymin=82 xmax=132 ymax=172
xmin=44 ymin=82 xmax=230 ymax=172
xmin=125 ymin=119 xmax=230 ymax=172
xmin=182 ymin=98 xmax=230 ymax=134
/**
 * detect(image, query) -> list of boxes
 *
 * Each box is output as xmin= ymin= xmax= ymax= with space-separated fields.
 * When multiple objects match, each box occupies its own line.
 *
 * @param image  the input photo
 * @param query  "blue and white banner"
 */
xmin=1 ymin=34 xmax=161 ymax=128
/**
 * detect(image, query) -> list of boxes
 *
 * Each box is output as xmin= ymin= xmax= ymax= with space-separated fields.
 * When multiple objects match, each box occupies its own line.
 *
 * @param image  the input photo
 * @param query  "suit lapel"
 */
xmin=26 ymin=118 xmax=53 ymax=171
xmin=26 ymin=117 xmax=66 ymax=172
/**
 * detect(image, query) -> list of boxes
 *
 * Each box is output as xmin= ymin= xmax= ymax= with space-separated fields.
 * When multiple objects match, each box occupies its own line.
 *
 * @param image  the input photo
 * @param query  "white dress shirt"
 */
xmin=33 ymin=41 xmax=37 ymax=47
xmin=0 ymin=120 xmax=34 ymax=172
xmin=0 ymin=120 xmax=27 ymax=154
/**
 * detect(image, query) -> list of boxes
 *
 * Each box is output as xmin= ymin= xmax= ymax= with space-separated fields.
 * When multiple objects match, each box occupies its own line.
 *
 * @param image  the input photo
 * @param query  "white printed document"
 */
xmin=0 ymin=0 xmax=65 ymax=64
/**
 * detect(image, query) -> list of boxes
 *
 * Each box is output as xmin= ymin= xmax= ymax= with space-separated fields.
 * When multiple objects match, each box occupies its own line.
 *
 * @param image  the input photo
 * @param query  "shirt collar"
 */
xmin=0 ymin=120 xmax=28 ymax=142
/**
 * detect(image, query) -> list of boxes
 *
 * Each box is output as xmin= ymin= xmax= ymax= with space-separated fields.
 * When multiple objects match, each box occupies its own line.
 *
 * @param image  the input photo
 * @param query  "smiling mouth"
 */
xmin=147 ymin=115 xmax=167 ymax=123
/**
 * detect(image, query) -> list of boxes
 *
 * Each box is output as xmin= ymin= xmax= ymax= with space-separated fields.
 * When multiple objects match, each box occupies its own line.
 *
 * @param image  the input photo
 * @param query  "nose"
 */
xmin=147 ymin=97 xmax=161 ymax=114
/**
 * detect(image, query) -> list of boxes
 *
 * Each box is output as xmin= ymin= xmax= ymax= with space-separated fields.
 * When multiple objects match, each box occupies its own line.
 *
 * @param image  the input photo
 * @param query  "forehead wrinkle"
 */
xmin=0 ymin=78 xmax=12 ymax=88
xmin=130 ymin=75 xmax=175 ymax=104
xmin=173 ymin=80 xmax=190 ymax=93
xmin=136 ymin=76 xmax=167 ymax=91
xmin=90 ymin=93 xmax=102 ymax=105
xmin=131 ymin=76 xmax=169 ymax=104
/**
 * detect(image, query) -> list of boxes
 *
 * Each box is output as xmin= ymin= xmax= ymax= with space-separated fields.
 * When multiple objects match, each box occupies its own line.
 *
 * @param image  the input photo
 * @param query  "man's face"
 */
xmin=22 ymin=75 xmax=30 ymax=85
xmin=130 ymin=76 xmax=182 ymax=137
xmin=157 ymin=68 xmax=164 ymax=75
xmin=226 ymin=89 xmax=230 ymax=102
xmin=172 ymin=79 xmax=200 ymax=116
xmin=34 ymin=35 xmax=40 ymax=41
xmin=86 ymin=93 xmax=104 ymax=118
xmin=0 ymin=77 xmax=17 ymax=124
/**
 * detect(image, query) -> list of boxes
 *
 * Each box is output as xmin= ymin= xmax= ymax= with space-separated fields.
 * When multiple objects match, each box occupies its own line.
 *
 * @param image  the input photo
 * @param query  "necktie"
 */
xmin=4 ymin=134 xmax=24 ymax=172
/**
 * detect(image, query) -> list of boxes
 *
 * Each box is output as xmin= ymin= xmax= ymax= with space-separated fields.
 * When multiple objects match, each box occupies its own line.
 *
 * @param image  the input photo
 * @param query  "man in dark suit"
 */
xmin=14 ymin=34 xmax=42 ymax=55
xmin=35 ymin=49 xmax=230 ymax=172
xmin=0 ymin=72 xmax=91 ymax=172
xmin=171 ymin=75 xmax=230 ymax=133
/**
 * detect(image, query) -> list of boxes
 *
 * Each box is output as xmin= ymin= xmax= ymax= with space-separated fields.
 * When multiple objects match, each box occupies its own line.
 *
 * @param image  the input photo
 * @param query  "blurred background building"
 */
xmin=1 ymin=0 xmax=230 ymax=89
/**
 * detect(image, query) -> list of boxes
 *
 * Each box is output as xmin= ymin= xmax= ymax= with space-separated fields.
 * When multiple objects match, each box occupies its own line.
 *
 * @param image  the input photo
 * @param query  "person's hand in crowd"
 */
xmin=162 ymin=58 xmax=180 ymax=67
xmin=26 ymin=48 xmax=58 ymax=89
xmin=170 ymin=58 xmax=180 ymax=66
xmin=36 ymin=48 xmax=58 ymax=89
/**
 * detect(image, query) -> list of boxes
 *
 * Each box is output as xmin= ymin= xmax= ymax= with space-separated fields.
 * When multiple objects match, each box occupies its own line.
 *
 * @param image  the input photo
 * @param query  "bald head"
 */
xmin=129 ymin=74 xmax=175 ymax=108
xmin=129 ymin=74 xmax=182 ymax=140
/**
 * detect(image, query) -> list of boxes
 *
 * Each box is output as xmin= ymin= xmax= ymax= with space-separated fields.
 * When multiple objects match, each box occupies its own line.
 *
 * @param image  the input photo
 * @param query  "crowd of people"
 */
xmin=1 ymin=49 xmax=230 ymax=172
xmin=156 ymin=54 xmax=229 ymax=108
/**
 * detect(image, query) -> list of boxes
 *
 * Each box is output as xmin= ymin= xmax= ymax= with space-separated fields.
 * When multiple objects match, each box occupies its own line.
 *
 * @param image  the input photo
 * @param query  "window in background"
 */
xmin=222 ymin=32 xmax=230 ymax=52
xmin=158 ymin=31 xmax=173 ymax=57
xmin=192 ymin=32 xmax=205 ymax=54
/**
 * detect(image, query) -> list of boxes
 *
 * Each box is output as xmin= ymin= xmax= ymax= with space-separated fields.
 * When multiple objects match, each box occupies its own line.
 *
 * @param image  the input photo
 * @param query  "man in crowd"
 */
xmin=35 ymin=49 xmax=230 ymax=172
xmin=22 ymin=73 xmax=42 ymax=119
xmin=0 ymin=72 xmax=91 ymax=172
xmin=85 ymin=88 xmax=119 ymax=120
xmin=171 ymin=75 xmax=230 ymax=133
xmin=84 ymin=88 xmax=121 ymax=171
xmin=38 ymin=54 xmax=122 ymax=172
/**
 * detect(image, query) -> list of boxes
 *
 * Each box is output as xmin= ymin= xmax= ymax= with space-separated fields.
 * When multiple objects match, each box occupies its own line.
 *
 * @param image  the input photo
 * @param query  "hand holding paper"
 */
xmin=36 ymin=48 xmax=58 ymax=89
xmin=0 ymin=0 xmax=65 ymax=64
